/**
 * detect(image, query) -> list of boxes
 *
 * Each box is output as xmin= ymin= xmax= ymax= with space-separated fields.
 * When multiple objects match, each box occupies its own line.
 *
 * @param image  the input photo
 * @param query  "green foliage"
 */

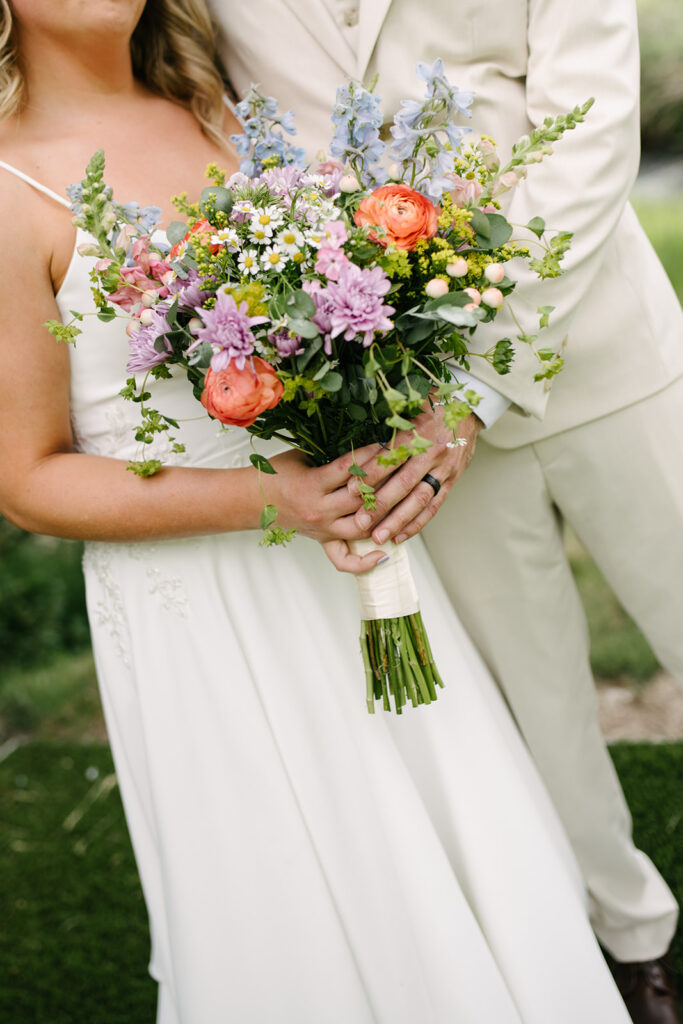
xmin=609 ymin=742 xmax=683 ymax=981
xmin=638 ymin=0 xmax=683 ymax=153
xmin=0 ymin=520 xmax=89 ymax=675
xmin=632 ymin=196 xmax=683 ymax=302
xmin=0 ymin=743 xmax=156 ymax=1023
xmin=0 ymin=651 xmax=99 ymax=740
xmin=0 ymin=739 xmax=679 ymax=1023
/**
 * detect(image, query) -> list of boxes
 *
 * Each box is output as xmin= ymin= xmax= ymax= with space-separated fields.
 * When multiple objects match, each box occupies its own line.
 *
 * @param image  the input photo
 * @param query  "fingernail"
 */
xmin=395 ymin=533 xmax=407 ymax=544
xmin=348 ymin=480 xmax=359 ymax=495
xmin=377 ymin=554 xmax=390 ymax=565
xmin=374 ymin=528 xmax=389 ymax=544
xmin=357 ymin=513 xmax=372 ymax=529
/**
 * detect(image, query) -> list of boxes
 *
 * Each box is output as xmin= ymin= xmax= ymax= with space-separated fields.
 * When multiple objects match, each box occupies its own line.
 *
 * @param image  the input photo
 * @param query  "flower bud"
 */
xmin=339 ymin=174 xmax=361 ymax=193
xmin=139 ymin=308 xmax=154 ymax=326
xmin=425 ymin=278 xmax=449 ymax=299
xmin=484 ymin=263 xmax=505 ymax=284
xmin=463 ymin=287 xmax=481 ymax=306
xmin=481 ymin=287 xmax=504 ymax=308
xmin=188 ymin=317 xmax=203 ymax=334
xmin=463 ymin=303 xmax=479 ymax=313
xmin=126 ymin=319 xmax=142 ymax=338
xmin=446 ymin=257 xmax=469 ymax=278
xmin=141 ymin=289 xmax=157 ymax=307
xmin=77 ymin=242 xmax=100 ymax=258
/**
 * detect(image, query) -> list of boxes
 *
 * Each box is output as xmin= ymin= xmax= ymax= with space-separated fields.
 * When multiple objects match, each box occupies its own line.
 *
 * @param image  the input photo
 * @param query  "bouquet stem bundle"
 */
xmin=351 ymin=540 xmax=443 ymax=713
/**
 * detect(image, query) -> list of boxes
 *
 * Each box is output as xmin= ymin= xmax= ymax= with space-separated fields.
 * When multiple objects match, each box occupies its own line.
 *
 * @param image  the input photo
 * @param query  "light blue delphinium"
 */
xmin=329 ymin=81 xmax=387 ymax=188
xmin=231 ymin=87 xmax=306 ymax=176
xmin=390 ymin=59 xmax=474 ymax=201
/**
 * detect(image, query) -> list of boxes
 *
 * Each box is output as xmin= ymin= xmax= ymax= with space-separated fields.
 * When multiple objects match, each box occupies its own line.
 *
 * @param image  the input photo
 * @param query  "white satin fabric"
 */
xmin=54 ymin=231 xmax=631 ymax=1022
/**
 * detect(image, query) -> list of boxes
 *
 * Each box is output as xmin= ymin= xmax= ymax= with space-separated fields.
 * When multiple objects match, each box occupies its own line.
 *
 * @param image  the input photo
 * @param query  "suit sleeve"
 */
xmin=463 ymin=0 xmax=641 ymax=419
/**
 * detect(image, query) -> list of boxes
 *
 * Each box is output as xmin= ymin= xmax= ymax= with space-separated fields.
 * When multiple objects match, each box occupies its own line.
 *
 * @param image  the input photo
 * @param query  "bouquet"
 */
xmin=51 ymin=60 xmax=592 ymax=714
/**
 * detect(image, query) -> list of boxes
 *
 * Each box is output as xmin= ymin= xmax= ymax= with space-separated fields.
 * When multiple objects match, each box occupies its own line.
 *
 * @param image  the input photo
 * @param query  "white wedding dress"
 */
xmin=11 ymin=163 xmax=632 ymax=1023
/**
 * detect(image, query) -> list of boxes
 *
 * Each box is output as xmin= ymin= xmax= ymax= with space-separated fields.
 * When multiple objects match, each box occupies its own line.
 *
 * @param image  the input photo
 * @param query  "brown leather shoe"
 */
xmin=608 ymin=956 xmax=681 ymax=1024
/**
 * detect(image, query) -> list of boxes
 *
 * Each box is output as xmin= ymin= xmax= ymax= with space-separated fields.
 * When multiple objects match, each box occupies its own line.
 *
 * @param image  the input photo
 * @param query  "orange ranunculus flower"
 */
xmin=170 ymin=218 xmax=220 ymax=260
xmin=200 ymin=357 xmax=283 ymax=428
xmin=354 ymin=184 xmax=439 ymax=250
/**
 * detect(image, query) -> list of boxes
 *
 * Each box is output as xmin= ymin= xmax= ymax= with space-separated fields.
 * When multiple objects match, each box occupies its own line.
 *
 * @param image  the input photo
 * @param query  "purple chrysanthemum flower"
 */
xmin=191 ymin=291 xmax=268 ymax=372
xmin=166 ymin=268 xmax=211 ymax=310
xmin=321 ymin=263 xmax=395 ymax=347
xmin=256 ymin=165 xmax=305 ymax=197
xmin=270 ymin=329 xmax=304 ymax=358
xmin=126 ymin=306 xmax=173 ymax=373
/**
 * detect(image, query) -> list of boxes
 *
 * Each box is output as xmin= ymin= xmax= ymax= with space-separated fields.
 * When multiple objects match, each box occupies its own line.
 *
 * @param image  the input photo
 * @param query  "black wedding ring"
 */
xmin=421 ymin=473 xmax=441 ymax=496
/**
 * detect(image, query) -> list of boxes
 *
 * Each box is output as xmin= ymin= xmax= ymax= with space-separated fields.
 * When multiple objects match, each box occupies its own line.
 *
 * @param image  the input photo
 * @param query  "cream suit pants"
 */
xmin=423 ymin=374 xmax=683 ymax=961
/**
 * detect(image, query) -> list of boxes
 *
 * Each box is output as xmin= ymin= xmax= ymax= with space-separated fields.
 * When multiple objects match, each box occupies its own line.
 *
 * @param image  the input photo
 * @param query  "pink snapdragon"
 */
xmin=447 ymin=174 xmax=483 ymax=207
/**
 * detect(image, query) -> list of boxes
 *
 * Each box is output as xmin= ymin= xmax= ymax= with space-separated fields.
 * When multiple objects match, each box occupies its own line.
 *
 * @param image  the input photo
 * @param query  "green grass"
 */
xmin=0 ymin=740 xmax=680 ymax=1022
xmin=0 ymin=651 xmax=101 ymax=742
xmin=0 ymin=743 xmax=156 ymax=1024
xmin=632 ymin=197 xmax=683 ymax=301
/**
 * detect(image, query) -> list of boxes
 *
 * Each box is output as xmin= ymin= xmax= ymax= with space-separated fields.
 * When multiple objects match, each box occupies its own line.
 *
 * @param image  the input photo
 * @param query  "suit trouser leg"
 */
xmin=422 ymin=385 xmax=680 ymax=962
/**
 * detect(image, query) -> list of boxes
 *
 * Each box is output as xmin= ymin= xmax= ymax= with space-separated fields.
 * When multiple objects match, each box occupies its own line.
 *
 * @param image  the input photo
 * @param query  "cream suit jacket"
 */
xmin=211 ymin=0 xmax=683 ymax=447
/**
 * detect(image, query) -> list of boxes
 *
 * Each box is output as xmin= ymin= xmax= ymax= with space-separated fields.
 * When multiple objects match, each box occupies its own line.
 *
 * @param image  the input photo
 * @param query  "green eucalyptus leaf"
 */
xmin=318 ymin=371 xmax=343 ymax=392
xmin=167 ymin=221 xmax=189 ymax=246
xmin=288 ymin=317 xmax=320 ymax=339
xmin=285 ymin=289 xmax=317 ymax=318
xmin=200 ymin=185 xmax=233 ymax=215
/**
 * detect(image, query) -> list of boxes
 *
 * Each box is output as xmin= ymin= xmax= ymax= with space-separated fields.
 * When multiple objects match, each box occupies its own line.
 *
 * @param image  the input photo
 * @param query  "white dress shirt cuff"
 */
xmin=447 ymin=367 xmax=511 ymax=429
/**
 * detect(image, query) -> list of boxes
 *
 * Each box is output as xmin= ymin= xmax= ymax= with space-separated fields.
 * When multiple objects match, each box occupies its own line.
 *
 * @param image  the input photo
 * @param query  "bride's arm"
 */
xmin=0 ymin=206 xmax=379 ymax=564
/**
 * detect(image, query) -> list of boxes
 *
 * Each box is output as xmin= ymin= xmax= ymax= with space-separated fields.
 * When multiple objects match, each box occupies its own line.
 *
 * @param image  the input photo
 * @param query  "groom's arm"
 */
xmin=352 ymin=0 xmax=641 ymax=542
xmin=458 ymin=0 xmax=641 ymax=421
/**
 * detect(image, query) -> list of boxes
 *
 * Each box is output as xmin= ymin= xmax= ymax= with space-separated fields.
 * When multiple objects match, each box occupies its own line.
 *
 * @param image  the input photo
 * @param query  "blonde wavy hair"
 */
xmin=0 ymin=0 xmax=231 ymax=146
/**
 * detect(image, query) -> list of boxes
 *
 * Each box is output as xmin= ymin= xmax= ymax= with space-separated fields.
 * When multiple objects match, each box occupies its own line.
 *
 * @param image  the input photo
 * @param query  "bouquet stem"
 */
xmin=350 ymin=540 xmax=444 ymax=714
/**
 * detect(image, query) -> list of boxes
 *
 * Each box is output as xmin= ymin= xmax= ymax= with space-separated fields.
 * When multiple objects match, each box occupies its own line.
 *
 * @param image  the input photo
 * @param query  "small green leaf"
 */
xmin=348 ymin=462 xmax=368 ymax=478
xmin=537 ymin=304 xmax=555 ymax=329
xmin=250 ymin=453 xmax=277 ymax=474
xmin=470 ymin=209 xmax=491 ymax=239
xmin=97 ymin=309 xmax=116 ymax=323
xmin=260 ymin=504 xmax=279 ymax=530
xmin=526 ymin=217 xmax=546 ymax=239
xmin=126 ymin=459 xmax=163 ymax=477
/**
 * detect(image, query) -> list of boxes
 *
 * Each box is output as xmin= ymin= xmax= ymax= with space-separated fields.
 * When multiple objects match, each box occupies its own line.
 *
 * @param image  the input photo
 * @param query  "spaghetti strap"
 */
xmin=0 ymin=159 xmax=71 ymax=209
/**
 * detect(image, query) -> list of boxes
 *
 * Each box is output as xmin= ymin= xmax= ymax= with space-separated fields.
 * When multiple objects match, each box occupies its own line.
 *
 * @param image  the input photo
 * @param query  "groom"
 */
xmin=210 ymin=2 xmax=683 ymax=1020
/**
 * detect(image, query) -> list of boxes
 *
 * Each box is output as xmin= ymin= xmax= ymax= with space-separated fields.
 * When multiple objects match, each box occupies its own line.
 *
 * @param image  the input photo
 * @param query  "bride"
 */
xmin=0 ymin=1 xmax=632 ymax=1020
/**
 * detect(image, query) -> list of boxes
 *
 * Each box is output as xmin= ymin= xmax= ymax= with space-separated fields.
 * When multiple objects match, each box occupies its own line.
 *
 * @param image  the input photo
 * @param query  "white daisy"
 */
xmin=304 ymin=228 xmax=325 ymax=249
xmin=276 ymin=226 xmax=305 ymax=254
xmin=248 ymin=219 xmax=274 ymax=244
xmin=232 ymin=199 xmax=256 ymax=218
xmin=211 ymin=227 xmax=240 ymax=251
xmin=253 ymin=208 xmax=285 ymax=231
xmin=238 ymin=249 xmax=260 ymax=276
xmin=261 ymin=246 xmax=289 ymax=273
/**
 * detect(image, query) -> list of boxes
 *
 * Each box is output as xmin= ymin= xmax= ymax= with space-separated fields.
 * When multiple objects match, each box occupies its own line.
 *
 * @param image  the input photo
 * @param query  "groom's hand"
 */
xmin=349 ymin=405 xmax=483 ymax=545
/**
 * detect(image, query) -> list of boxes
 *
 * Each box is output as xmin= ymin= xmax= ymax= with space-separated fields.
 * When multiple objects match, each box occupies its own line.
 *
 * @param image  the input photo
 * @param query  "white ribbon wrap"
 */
xmin=349 ymin=539 xmax=420 ymax=620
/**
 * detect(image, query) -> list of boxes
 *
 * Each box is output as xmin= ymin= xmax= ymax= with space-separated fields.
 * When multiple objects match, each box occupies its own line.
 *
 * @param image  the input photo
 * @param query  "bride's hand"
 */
xmin=320 ymin=539 xmax=389 ymax=575
xmin=265 ymin=446 xmax=384 ymax=553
